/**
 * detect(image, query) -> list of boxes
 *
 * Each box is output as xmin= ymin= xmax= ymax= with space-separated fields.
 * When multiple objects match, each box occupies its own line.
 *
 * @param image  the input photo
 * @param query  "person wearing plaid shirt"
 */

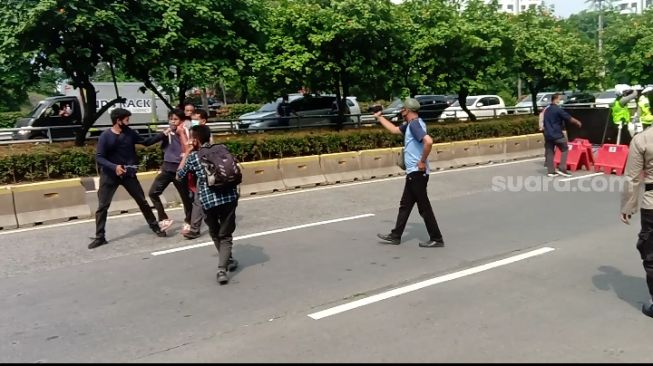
xmin=177 ymin=125 xmax=239 ymax=285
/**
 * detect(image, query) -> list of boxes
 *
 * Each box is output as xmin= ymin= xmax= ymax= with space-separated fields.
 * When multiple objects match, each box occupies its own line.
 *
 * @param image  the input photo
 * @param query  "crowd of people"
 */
xmin=83 ymin=89 xmax=653 ymax=321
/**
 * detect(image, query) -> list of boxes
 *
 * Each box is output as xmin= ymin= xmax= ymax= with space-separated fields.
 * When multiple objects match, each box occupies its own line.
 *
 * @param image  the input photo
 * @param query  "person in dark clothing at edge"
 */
xmin=177 ymin=125 xmax=239 ymax=285
xmin=89 ymin=108 xmax=168 ymax=249
xmin=542 ymin=93 xmax=582 ymax=177
xmin=374 ymin=97 xmax=445 ymax=248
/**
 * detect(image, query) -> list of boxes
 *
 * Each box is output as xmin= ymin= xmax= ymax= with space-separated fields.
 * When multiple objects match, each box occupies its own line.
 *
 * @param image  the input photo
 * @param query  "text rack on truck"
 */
xmin=13 ymin=82 xmax=170 ymax=141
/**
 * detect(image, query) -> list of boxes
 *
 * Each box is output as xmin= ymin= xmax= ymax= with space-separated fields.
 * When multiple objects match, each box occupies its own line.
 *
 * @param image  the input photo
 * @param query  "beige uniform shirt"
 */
xmin=621 ymin=127 xmax=653 ymax=214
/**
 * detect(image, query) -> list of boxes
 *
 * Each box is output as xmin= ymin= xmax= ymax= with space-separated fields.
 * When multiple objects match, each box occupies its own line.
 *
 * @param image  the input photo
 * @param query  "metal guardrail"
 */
xmin=0 ymin=104 xmax=612 ymax=145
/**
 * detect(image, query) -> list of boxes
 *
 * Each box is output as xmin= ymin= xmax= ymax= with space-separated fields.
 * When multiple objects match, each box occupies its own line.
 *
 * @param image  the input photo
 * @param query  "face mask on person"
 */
xmin=191 ymin=119 xmax=200 ymax=127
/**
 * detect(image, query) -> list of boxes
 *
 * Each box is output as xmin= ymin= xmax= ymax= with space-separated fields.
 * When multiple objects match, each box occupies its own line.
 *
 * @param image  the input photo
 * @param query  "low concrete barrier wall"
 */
xmin=279 ymin=156 xmax=327 ymax=189
xmin=320 ymin=152 xmax=363 ymax=184
xmin=2 ymin=134 xmax=545 ymax=227
xmin=12 ymin=178 xmax=91 ymax=226
xmin=359 ymin=148 xmax=403 ymax=179
xmin=0 ymin=186 xmax=17 ymax=230
xmin=239 ymin=159 xmax=286 ymax=196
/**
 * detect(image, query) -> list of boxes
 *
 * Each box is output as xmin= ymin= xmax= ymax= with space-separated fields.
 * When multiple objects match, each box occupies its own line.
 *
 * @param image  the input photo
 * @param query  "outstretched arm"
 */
xmin=373 ymin=111 xmax=401 ymax=134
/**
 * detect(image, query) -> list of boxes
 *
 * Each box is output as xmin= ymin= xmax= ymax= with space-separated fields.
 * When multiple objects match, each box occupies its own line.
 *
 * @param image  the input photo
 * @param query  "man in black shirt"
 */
xmin=89 ymin=108 xmax=167 ymax=249
xmin=542 ymin=93 xmax=583 ymax=177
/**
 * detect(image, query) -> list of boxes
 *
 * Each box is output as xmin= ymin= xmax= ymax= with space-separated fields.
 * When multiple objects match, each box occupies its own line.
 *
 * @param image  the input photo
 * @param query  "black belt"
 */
xmin=646 ymin=184 xmax=653 ymax=192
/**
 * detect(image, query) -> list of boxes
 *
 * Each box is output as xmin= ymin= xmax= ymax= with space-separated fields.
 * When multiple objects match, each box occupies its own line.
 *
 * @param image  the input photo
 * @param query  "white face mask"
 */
xmin=191 ymin=119 xmax=200 ymax=127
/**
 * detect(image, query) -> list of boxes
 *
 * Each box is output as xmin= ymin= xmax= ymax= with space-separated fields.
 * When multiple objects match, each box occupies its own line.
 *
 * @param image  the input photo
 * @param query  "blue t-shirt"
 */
xmin=399 ymin=118 xmax=430 ymax=174
xmin=542 ymin=104 xmax=572 ymax=141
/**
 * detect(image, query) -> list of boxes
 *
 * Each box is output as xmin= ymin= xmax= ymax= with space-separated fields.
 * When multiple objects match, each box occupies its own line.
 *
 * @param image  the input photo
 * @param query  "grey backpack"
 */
xmin=197 ymin=144 xmax=242 ymax=190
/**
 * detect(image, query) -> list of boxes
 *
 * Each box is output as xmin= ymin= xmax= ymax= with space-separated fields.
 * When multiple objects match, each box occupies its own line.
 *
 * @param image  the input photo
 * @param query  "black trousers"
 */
xmin=148 ymin=170 xmax=193 ymax=223
xmin=391 ymin=171 xmax=443 ymax=241
xmin=637 ymin=209 xmax=653 ymax=300
xmin=545 ymin=137 xmax=568 ymax=174
xmin=204 ymin=201 xmax=238 ymax=271
xmin=95 ymin=171 xmax=158 ymax=239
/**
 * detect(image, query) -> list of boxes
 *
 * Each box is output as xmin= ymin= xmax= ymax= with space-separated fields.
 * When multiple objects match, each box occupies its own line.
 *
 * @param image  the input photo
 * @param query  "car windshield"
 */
xmin=258 ymin=101 xmax=279 ymax=112
xmin=387 ymin=99 xmax=403 ymax=109
xmin=538 ymin=94 xmax=554 ymax=103
xmin=451 ymin=97 xmax=477 ymax=107
xmin=597 ymin=90 xmax=616 ymax=99
xmin=28 ymin=101 xmax=48 ymax=118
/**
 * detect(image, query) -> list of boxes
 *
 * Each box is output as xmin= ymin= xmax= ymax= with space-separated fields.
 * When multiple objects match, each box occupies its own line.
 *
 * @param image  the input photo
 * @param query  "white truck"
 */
xmin=13 ymin=82 xmax=170 ymax=140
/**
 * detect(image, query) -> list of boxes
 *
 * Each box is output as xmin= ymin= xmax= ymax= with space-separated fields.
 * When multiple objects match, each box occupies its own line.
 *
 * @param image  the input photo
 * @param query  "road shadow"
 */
xmin=210 ymin=243 xmax=270 ymax=277
xmin=592 ymin=265 xmax=648 ymax=311
xmin=377 ymin=222 xmax=440 ymax=245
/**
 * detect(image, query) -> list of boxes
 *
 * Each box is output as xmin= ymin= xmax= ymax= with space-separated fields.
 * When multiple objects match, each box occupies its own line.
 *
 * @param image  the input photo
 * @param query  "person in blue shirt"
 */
xmin=177 ymin=125 xmax=239 ymax=285
xmin=373 ymin=97 xmax=445 ymax=248
xmin=89 ymin=108 xmax=167 ymax=249
xmin=542 ymin=93 xmax=582 ymax=177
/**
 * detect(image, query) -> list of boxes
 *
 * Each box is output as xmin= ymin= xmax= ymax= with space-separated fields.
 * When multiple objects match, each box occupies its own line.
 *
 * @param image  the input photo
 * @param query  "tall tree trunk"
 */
xmin=176 ymin=67 xmax=186 ymax=108
xmin=75 ymin=78 xmax=126 ymax=146
xmin=240 ymin=75 xmax=249 ymax=104
xmin=201 ymin=87 xmax=209 ymax=113
xmin=528 ymin=82 xmax=539 ymax=115
xmin=457 ymin=86 xmax=476 ymax=122
xmin=144 ymin=79 xmax=174 ymax=110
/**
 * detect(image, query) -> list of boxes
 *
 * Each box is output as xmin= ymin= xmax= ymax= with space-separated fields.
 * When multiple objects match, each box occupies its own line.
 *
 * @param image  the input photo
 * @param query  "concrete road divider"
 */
xmin=505 ymin=136 xmax=531 ymax=160
xmin=240 ymin=159 xmax=286 ymax=196
xmin=280 ymin=155 xmax=327 ymax=189
xmin=359 ymin=148 xmax=403 ymax=179
xmin=12 ymin=178 xmax=91 ymax=226
xmin=527 ymin=134 xmax=545 ymax=152
xmin=428 ymin=142 xmax=455 ymax=171
xmin=0 ymin=187 xmax=17 ymax=230
xmin=451 ymin=140 xmax=482 ymax=167
xmin=477 ymin=138 xmax=507 ymax=164
xmin=320 ymin=152 xmax=363 ymax=184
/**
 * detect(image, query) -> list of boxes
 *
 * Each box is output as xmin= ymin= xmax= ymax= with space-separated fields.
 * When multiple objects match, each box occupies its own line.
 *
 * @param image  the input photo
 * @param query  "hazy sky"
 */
xmin=550 ymin=0 xmax=589 ymax=18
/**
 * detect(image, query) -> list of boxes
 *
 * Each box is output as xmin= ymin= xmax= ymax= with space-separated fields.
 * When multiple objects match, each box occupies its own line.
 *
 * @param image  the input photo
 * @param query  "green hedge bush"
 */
xmin=0 ymin=115 xmax=538 ymax=184
xmin=0 ymin=112 xmax=24 ymax=129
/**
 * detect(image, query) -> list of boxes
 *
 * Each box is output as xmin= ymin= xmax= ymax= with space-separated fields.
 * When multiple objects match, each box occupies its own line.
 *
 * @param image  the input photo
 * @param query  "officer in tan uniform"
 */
xmin=621 ymin=120 xmax=653 ymax=318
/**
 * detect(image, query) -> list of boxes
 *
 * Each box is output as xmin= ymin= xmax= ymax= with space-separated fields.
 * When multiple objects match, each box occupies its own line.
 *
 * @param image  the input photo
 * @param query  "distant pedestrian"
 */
xmin=89 ymin=108 xmax=167 ymax=249
xmin=542 ymin=93 xmax=582 ymax=177
xmin=192 ymin=109 xmax=210 ymax=126
xmin=177 ymin=125 xmax=239 ymax=284
xmin=374 ymin=97 xmax=445 ymax=248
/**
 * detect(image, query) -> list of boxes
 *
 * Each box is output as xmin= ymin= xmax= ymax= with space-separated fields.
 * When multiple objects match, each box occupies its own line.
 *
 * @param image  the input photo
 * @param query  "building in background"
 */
xmin=614 ymin=0 xmax=653 ymax=14
xmin=494 ymin=0 xmax=544 ymax=14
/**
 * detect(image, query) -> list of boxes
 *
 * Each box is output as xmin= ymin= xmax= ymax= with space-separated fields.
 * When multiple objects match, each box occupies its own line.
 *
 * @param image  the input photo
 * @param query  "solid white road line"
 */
xmin=0 ymin=157 xmax=541 ymax=236
xmin=307 ymin=246 xmax=556 ymax=320
xmin=151 ymin=213 xmax=375 ymax=256
xmin=559 ymin=172 xmax=604 ymax=182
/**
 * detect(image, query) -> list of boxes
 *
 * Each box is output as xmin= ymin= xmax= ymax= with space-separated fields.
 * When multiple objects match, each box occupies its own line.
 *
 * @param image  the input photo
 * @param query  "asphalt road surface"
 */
xmin=1 ymin=158 xmax=651 ymax=362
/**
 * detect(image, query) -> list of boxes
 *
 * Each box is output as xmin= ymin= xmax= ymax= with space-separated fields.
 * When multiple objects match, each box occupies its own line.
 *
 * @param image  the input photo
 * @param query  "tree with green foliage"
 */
xmin=0 ymin=2 xmax=38 ymax=112
xmin=255 ymin=0 xmax=399 ymax=128
xmin=511 ymin=9 xmax=602 ymax=114
xmin=406 ymin=0 xmax=513 ymax=121
xmin=117 ymin=0 xmax=263 ymax=110
xmin=603 ymin=10 xmax=653 ymax=85
xmin=9 ymin=0 xmax=134 ymax=145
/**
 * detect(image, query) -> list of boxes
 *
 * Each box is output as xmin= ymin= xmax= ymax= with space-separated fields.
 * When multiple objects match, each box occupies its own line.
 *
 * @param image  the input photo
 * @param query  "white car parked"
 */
xmin=440 ymin=95 xmax=508 ymax=121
